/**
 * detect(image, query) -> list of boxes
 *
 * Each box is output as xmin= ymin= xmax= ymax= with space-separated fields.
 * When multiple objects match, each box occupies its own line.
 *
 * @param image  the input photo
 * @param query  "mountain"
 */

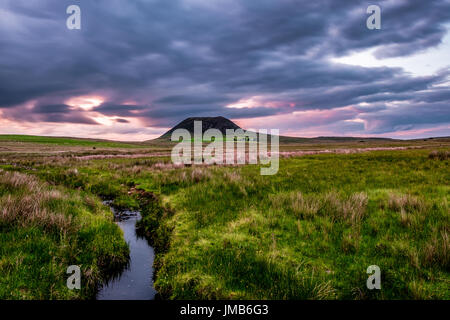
xmin=156 ymin=116 xmax=399 ymax=143
xmin=159 ymin=116 xmax=241 ymax=139
xmin=155 ymin=117 xmax=412 ymax=145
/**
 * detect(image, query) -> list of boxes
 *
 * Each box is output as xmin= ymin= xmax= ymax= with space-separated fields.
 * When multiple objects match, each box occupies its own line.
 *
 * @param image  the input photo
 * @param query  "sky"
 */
xmin=0 ymin=0 xmax=449 ymax=140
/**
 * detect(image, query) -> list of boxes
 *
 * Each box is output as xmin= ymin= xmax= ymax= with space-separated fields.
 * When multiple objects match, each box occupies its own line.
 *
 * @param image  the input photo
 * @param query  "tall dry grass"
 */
xmin=271 ymin=191 xmax=368 ymax=225
xmin=0 ymin=171 xmax=75 ymax=234
xmin=386 ymin=193 xmax=429 ymax=228
xmin=422 ymin=229 xmax=449 ymax=269
xmin=388 ymin=193 xmax=426 ymax=213
xmin=428 ymin=150 xmax=450 ymax=160
xmin=0 ymin=170 xmax=41 ymax=192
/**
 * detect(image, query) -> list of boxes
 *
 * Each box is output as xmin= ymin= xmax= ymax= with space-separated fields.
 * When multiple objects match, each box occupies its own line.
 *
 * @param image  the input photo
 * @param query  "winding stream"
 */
xmin=97 ymin=202 xmax=157 ymax=300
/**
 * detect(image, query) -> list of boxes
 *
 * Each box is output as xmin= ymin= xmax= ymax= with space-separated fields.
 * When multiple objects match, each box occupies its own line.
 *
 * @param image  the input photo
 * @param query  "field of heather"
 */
xmin=0 ymin=135 xmax=449 ymax=299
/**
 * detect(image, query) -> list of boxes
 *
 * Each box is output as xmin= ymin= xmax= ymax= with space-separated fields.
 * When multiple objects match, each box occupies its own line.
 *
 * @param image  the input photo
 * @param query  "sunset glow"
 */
xmin=65 ymin=96 xmax=105 ymax=111
xmin=226 ymin=96 xmax=264 ymax=109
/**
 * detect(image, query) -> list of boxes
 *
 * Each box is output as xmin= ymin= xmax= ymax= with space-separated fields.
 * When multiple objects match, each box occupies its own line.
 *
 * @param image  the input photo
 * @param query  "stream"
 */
xmin=97 ymin=202 xmax=157 ymax=300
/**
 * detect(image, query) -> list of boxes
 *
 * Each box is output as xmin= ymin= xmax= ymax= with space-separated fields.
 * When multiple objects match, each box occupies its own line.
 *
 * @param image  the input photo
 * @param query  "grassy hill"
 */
xmin=0 ymin=135 xmax=144 ymax=148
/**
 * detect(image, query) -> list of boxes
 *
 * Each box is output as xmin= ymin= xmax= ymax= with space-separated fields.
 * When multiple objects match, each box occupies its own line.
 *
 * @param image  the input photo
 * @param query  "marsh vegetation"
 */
xmin=0 ymin=135 xmax=448 ymax=299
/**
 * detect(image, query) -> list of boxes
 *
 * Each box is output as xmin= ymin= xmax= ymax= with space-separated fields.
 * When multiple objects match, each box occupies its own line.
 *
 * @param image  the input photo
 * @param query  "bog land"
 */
xmin=0 ymin=134 xmax=448 ymax=299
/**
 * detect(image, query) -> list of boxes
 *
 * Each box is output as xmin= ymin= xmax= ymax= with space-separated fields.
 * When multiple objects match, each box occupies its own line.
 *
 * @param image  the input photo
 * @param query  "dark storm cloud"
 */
xmin=334 ymin=0 xmax=450 ymax=58
xmin=360 ymin=102 xmax=450 ymax=133
xmin=154 ymin=95 xmax=233 ymax=106
xmin=115 ymin=118 xmax=130 ymax=123
xmin=2 ymin=103 xmax=98 ymax=124
xmin=0 ymin=0 xmax=449 ymax=136
xmin=291 ymin=71 xmax=449 ymax=109
xmin=93 ymin=103 xmax=147 ymax=117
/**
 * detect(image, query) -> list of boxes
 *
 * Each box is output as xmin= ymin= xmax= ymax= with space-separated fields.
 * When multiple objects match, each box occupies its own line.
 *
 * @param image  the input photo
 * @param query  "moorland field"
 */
xmin=0 ymin=135 xmax=448 ymax=299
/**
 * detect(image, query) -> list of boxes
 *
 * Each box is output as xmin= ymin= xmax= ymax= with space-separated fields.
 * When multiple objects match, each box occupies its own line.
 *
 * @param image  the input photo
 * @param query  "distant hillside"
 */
xmin=278 ymin=135 xmax=395 ymax=144
xmin=0 ymin=134 xmax=144 ymax=148
xmin=156 ymin=116 xmax=398 ymax=143
xmin=159 ymin=116 xmax=241 ymax=139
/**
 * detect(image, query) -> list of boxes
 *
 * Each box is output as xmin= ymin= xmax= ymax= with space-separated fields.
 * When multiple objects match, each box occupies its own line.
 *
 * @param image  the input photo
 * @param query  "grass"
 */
xmin=0 ymin=170 xmax=129 ymax=299
xmin=0 ymin=138 xmax=449 ymax=300
xmin=0 ymin=134 xmax=144 ymax=149
xmin=139 ymin=150 xmax=449 ymax=299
